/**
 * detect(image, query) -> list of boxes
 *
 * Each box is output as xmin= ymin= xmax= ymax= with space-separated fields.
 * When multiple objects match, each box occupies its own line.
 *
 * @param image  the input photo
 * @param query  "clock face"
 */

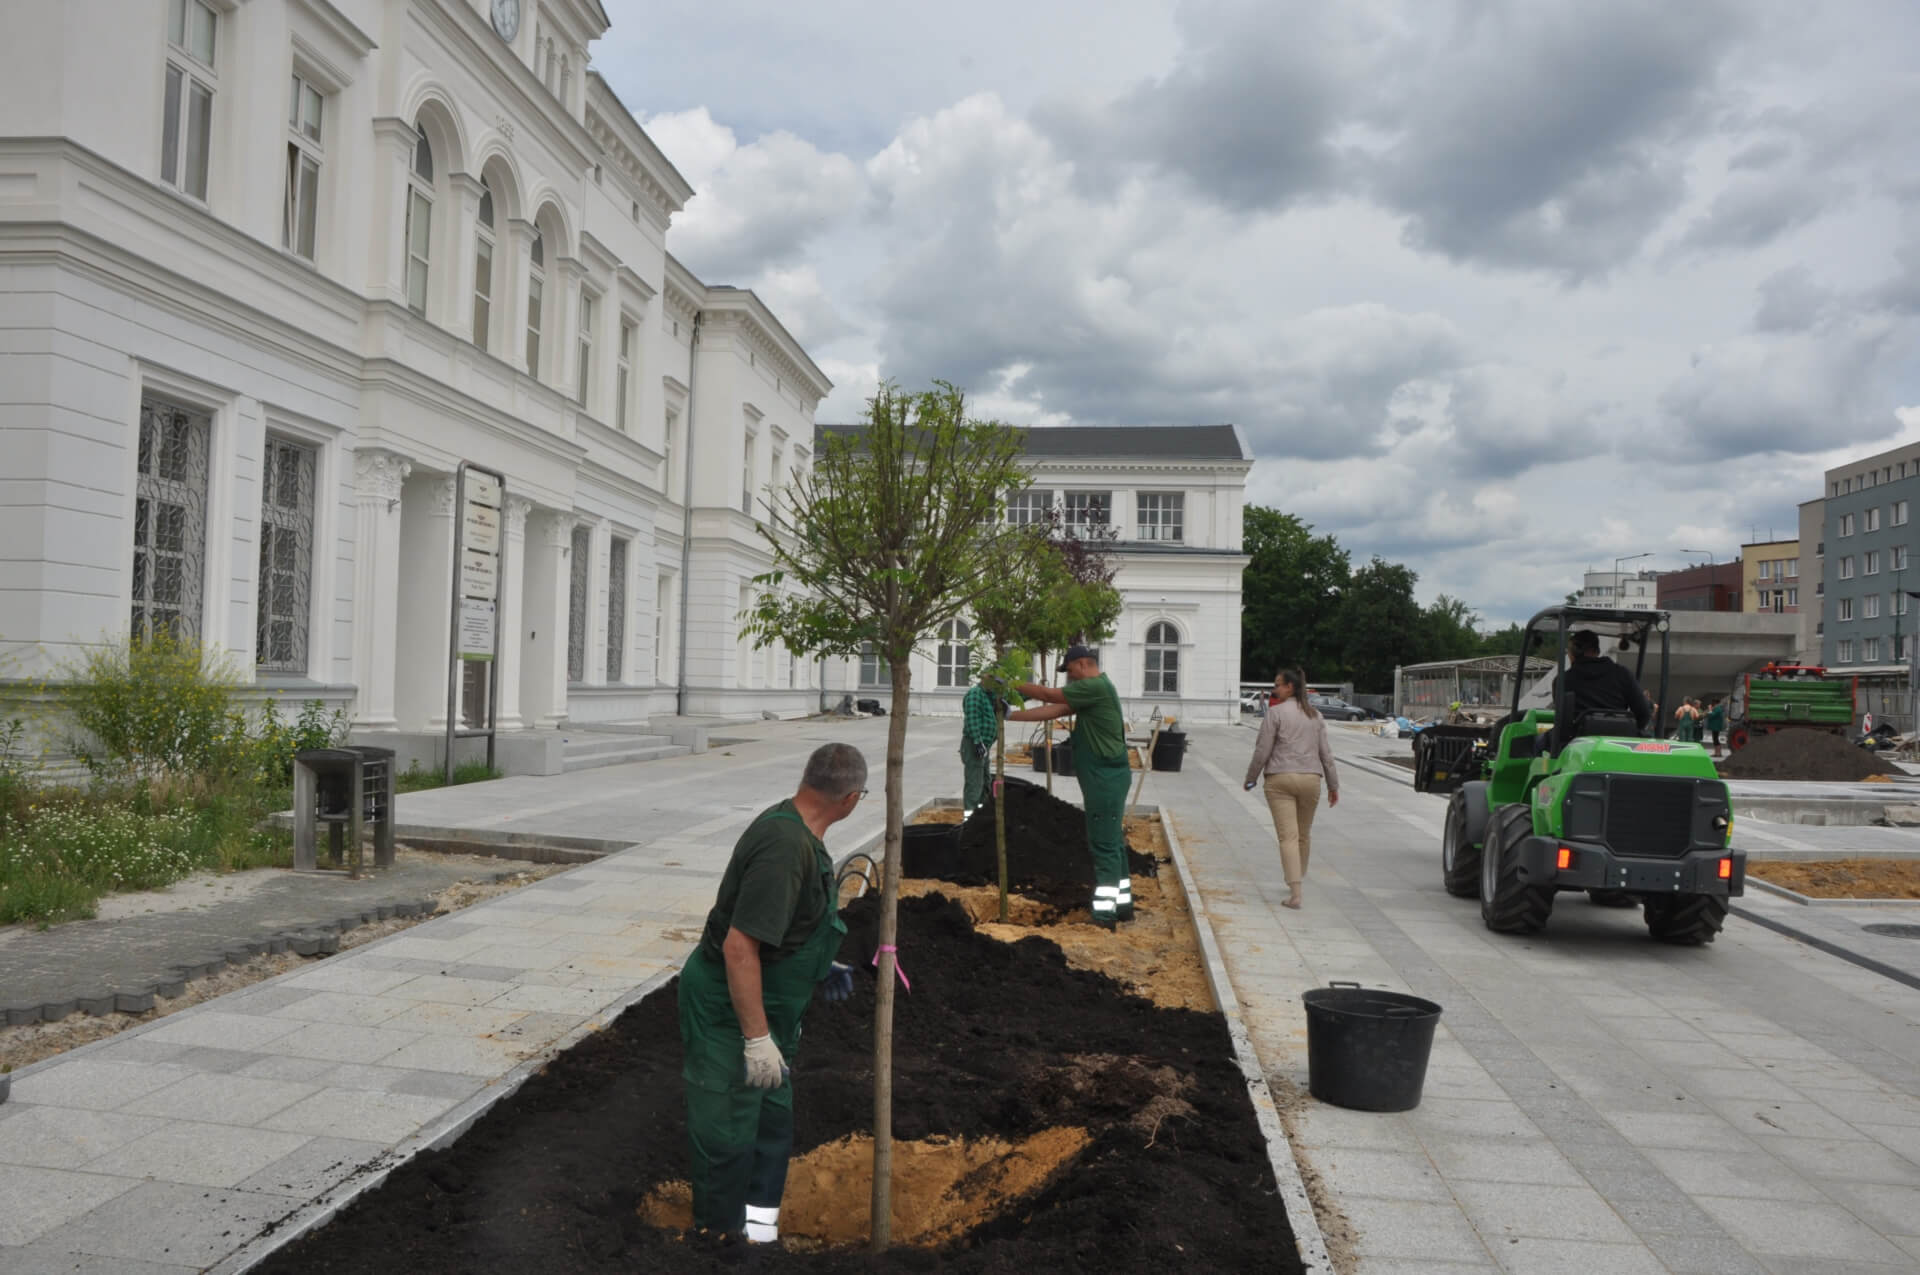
xmin=491 ymin=0 xmax=521 ymax=42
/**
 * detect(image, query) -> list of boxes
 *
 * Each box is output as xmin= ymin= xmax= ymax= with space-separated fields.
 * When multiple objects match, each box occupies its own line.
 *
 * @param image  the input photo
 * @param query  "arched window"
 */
xmin=472 ymin=176 xmax=495 ymax=351
xmin=1144 ymin=620 xmax=1179 ymax=694
xmin=937 ymin=619 xmax=971 ymax=688
xmin=403 ymin=127 xmax=434 ymax=314
xmin=525 ymin=226 xmax=544 ymax=376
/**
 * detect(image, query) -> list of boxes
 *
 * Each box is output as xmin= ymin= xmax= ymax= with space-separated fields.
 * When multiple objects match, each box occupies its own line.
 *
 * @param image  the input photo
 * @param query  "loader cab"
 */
xmin=1511 ymin=606 xmax=1669 ymax=758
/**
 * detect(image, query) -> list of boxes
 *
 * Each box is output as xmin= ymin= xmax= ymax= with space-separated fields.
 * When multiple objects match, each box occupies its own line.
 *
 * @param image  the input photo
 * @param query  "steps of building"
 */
xmin=560 ymin=732 xmax=690 ymax=772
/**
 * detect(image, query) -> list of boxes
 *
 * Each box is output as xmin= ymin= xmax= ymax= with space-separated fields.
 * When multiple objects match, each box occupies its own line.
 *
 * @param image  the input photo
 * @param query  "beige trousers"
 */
xmin=1263 ymin=772 xmax=1322 ymax=887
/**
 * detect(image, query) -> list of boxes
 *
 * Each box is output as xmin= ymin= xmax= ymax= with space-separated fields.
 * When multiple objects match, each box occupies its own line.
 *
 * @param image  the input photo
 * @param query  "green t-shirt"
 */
xmin=697 ymin=800 xmax=830 ymax=962
xmin=1064 ymin=672 xmax=1127 ymax=763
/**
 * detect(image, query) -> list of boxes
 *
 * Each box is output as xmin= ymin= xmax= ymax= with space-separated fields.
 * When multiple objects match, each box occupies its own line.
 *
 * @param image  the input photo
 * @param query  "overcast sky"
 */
xmin=596 ymin=0 xmax=1920 ymax=626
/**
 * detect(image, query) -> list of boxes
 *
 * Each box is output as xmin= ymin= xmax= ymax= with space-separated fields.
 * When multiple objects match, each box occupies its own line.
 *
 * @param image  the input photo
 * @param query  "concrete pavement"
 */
xmin=2 ymin=712 xmax=1918 ymax=1272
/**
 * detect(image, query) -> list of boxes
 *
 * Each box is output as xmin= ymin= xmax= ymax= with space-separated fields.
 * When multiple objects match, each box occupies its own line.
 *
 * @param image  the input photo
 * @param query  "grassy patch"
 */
xmin=395 ymin=761 xmax=503 ymax=794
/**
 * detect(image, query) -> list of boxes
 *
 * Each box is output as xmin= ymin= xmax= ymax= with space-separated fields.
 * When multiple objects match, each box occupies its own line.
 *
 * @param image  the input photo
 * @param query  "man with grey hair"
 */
xmin=677 ymin=742 xmax=867 ymax=1244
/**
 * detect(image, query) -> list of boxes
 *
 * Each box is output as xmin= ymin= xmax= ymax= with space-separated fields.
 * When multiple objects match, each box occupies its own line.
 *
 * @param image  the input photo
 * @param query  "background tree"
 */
xmin=745 ymin=381 xmax=1030 ymax=1250
xmin=1476 ymin=622 xmax=1529 ymax=658
xmin=1419 ymin=594 xmax=1484 ymax=664
xmin=1337 ymin=556 xmax=1423 ymax=693
xmin=1240 ymin=507 xmax=1351 ymax=682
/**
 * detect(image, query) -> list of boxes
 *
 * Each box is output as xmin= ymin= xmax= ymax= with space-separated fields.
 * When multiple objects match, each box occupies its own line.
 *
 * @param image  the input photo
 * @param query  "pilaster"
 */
xmin=350 ymin=449 xmax=411 ymax=728
xmin=496 ymin=496 xmax=532 ymax=729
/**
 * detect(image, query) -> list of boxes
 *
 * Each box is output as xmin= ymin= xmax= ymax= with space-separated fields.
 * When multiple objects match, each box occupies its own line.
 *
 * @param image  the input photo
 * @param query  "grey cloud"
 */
xmin=1754 ymin=266 xmax=1833 ymax=332
xmin=1674 ymin=169 xmax=1831 ymax=254
xmin=1728 ymin=137 xmax=1793 ymax=171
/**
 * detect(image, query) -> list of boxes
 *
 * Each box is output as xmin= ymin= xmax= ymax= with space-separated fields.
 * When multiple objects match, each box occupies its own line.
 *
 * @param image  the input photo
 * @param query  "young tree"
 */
xmin=1025 ymin=514 xmax=1122 ymax=789
xmin=745 ymin=381 xmax=1029 ymax=1250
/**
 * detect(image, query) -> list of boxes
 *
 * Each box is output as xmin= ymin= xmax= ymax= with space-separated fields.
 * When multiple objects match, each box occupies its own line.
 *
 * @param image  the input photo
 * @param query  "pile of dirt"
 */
xmin=1749 ymin=857 xmax=1920 ymax=899
xmin=1719 ymin=728 xmax=1903 ymax=781
xmin=899 ymin=778 xmax=1156 ymax=912
xmin=257 ymin=893 xmax=1300 ymax=1274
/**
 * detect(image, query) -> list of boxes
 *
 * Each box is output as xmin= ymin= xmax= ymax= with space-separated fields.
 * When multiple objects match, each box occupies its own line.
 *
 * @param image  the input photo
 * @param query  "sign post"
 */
xmin=445 ymin=462 xmax=507 ymax=785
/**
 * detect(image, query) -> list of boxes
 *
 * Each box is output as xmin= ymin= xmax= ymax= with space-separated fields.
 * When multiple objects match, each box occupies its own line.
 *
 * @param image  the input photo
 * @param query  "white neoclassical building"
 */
xmin=818 ymin=425 xmax=1254 ymax=724
xmin=0 ymin=0 xmax=833 ymax=771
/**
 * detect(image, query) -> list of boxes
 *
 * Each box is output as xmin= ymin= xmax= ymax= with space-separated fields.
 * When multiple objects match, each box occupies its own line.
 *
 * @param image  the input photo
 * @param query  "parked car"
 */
xmin=1240 ymin=690 xmax=1271 ymax=714
xmin=1309 ymin=694 xmax=1369 ymax=721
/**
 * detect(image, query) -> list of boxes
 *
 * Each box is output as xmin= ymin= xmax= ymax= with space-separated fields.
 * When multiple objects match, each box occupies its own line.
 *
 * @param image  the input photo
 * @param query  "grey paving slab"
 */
xmin=1491 ymin=1237 xmax=1670 ymax=1274
xmin=27 ymin=1180 xmax=298 ymax=1266
xmin=0 ymin=1163 xmax=139 ymax=1246
xmin=233 ymin=1135 xmax=388 ymax=1199
xmin=0 ymin=1246 xmax=198 ymax=1274
xmin=0 ymin=1106 xmax=170 ymax=1171
xmin=91 ymin=1121 xmax=313 ymax=1188
xmin=1691 ymin=1195 xmax=1911 ymax=1263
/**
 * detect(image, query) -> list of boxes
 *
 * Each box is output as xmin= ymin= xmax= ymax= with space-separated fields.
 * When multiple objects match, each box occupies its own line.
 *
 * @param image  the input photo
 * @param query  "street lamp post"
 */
xmin=1614 ymin=552 xmax=1654 ymax=606
xmin=1680 ymin=547 xmax=1722 ymax=609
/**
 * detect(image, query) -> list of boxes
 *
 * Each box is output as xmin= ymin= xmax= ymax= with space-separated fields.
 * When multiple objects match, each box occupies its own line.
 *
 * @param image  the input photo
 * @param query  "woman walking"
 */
xmin=1243 ymin=668 xmax=1340 ymax=910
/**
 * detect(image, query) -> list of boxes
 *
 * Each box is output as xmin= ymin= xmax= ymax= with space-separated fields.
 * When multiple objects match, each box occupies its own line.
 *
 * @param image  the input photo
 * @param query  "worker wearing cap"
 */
xmin=959 ymin=674 xmax=1009 ymax=817
xmin=1007 ymin=645 xmax=1133 ymax=928
xmin=677 ymin=743 xmax=867 ymax=1244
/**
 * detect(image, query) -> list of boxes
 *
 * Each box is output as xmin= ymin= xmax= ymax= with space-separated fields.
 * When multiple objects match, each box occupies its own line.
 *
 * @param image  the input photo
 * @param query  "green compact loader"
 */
xmin=1414 ymin=606 xmax=1746 ymax=945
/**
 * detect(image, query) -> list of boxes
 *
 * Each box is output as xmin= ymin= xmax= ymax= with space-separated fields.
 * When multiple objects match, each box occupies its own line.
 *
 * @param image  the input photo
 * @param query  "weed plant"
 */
xmin=395 ymin=760 xmax=503 ymax=793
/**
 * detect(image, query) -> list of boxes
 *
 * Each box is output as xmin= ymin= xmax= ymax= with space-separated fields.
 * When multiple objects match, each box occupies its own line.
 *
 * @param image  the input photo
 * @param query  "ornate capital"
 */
xmin=505 ymin=496 xmax=534 ymax=539
xmin=429 ymin=475 xmax=459 ymax=517
xmin=353 ymin=449 xmax=411 ymax=502
xmin=538 ymin=510 xmax=577 ymax=548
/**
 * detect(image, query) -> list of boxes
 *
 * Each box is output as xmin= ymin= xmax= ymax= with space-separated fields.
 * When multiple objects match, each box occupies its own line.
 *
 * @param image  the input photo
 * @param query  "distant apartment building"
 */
xmin=1742 ymin=540 xmax=1800 ymax=616
xmin=1798 ymin=498 xmax=1823 ymax=664
xmin=1657 ymin=561 xmax=1743 ymax=612
xmin=1818 ymin=441 xmax=1920 ymax=673
xmin=1572 ymin=570 xmax=1657 ymax=610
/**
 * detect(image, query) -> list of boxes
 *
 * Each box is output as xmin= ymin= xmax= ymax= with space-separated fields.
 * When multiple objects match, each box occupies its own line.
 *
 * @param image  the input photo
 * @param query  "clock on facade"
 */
xmin=490 ymin=0 xmax=521 ymax=41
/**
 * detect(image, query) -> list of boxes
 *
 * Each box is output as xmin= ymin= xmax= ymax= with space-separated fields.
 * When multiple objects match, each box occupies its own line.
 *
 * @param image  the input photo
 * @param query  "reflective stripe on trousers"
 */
xmin=745 ymin=1204 xmax=780 ymax=1244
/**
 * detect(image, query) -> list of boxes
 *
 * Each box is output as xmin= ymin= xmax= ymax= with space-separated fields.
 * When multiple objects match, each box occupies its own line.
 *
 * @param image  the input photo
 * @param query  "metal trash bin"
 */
xmin=293 ymin=746 xmax=396 ymax=877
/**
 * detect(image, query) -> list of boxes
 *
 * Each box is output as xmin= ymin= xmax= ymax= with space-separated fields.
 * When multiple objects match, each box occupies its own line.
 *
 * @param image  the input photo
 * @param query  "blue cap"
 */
xmin=1057 ymin=644 xmax=1098 ymax=671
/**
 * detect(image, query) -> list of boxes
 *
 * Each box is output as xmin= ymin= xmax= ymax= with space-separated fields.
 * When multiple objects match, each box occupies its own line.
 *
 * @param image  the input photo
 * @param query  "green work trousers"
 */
xmin=961 ymin=740 xmax=989 ymax=812
xmin=1075 ymin=749 xmax=1134 ymax=922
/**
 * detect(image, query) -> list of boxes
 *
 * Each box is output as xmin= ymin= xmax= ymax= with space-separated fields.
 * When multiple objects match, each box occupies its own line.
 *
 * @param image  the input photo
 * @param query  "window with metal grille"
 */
xmin=1136 ymin=492 xmax=1184 ymax=542
xmin=1144 ymin=620 xmax=1179 ymax=694
xmin=1064 ymin=490 xmax=1111 ymax=526
xmin=936 ymin=619 xmax=970 ymax=687
xmin=606 ymin=536 xmax=627 ymax=682
xmin=162 ymin=0 xmax=216 ymax=201
xmin=1006 ymin=489 xmax=1053 ymax=525
xmin=566 ymin=523 xmax=591 ymax=682
xmin=132 ymin=396 xmax=210 ymax=643
xmin=256 ymin=437 xmax=314 ymax=673
xmin=283 ymin=73 xmax=322 ymax=260
xmin=859 ymin=642 xmax=889 ymax=688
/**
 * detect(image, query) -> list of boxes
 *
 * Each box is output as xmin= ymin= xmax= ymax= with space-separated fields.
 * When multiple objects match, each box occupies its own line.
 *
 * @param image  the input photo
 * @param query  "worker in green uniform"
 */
xmin=1007 ymin=645 xmax=1133 ymax=928
xmin=960 ymin=673 xmax=1010 ymax=817
xmin=677 ymin=742 xmax=868 ymax=1244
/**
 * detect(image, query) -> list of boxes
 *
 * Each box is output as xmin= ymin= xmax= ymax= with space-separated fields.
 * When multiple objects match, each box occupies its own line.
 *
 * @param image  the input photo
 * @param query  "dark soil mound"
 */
xmin=256 ymin=893 xmax=1300 ymax=1274
xmin=898 ymin=778 xmax=1156 ymax=912
xmin=1719 ymin=727 xmax=1903 ymax=781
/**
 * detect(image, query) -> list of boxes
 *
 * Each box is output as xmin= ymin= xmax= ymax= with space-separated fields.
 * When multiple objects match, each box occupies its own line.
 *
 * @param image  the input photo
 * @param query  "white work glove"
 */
xmin=742 ymin=1033 xmax=788 ymax=1089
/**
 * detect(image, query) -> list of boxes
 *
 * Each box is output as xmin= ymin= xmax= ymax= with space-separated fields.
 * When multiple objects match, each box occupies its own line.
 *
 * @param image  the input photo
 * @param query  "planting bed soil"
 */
xmin=255 ymin=792 xmax=1299 ymax=1273
xmin=1749 ymin=858 xmax=1920 ymax=899
xmin=1720 ymin=729 xmax=1904 ymax=781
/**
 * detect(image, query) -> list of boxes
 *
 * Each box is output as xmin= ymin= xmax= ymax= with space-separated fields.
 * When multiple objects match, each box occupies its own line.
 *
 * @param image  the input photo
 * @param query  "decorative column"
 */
xmin=350 ymin=449 xmax=411 ymax=729
xmin=446 ymin=173 xmax=484 ymax=344
xmin=495 ymin=497 xmax=532 ymax=730
xmin=521 ymin=510 xmax=575 ymax=729
xmin=368 ymin=118 xmax=418 ymax=307
xmin=502 ymin=218 xmax=535 ymax=375
xmin=393 ymin=474 xmax=458 ymax=732
xmin=555 ymin=256 xmax=585 ymax=405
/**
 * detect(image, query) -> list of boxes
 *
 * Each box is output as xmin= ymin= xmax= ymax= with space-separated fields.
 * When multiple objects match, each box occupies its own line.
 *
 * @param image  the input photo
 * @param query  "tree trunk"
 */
xmin=994 ymin=646 xmax=1010 ymax=924
xmin=870 ymin=657 xmax=911 ymax=1251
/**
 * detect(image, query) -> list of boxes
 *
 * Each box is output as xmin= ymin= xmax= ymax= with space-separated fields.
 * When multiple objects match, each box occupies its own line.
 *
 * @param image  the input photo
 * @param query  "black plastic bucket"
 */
xmin=1302 ymin=982 xmax=1442 ymax=1112
xmin=1033 ymin=737 xmax=1075 ymax=776
xmin=1151 ymin=730 xmax=1187 ymax=772
xmin=898 ymin=823 xmax=963 ymax=879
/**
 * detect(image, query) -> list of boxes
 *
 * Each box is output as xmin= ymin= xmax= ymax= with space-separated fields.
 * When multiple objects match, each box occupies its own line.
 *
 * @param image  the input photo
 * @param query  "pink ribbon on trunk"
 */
xmin=872 ymin=943 xmax=911 ymax=992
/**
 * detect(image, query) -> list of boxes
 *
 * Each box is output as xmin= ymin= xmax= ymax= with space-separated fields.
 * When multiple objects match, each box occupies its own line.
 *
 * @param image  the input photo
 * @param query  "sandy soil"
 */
xmin=1749 ymin=857 xmax=1920 ymax=899
xmin=0 ymin=857 xmax=568 ymax=1071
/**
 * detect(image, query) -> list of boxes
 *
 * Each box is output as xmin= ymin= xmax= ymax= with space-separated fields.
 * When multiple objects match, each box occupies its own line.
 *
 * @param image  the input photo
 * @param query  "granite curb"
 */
xmin=0 ymin=869 xmax=528 ymax=1027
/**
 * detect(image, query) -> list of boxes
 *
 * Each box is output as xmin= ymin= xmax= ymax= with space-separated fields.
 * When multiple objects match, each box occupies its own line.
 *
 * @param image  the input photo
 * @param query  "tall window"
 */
xmin=770 ymin=444 xmax=785 ymax=502
xmin=859 ymin=642 xmax=889 ymax=688
xmin=606 ymin=536 xmax=627 ymax=682
xmin=616 ymin=319 xmax=635 ymax=431
xmin=256 ymin=437 xmax=315 ymax=673
xmin=566 ymin=523 xmax=591 ymax=682
xmin=404 ymin=130 xmax=434 ymax=314
xmin=131 ymin=397 xmax=211 ymax=642
xmin=1840 ymin=556 xmax=1855 ymax=579
xmin=576 ymin=292 xmax=595 ymax=408
xmin=525 ymin=228 xmax=544 ymax=375
xmin=472 ymin=177 xmax=495 ymax=351
xmin=1896 ymin=500 xmax=1910 ymax=527
xmin=1866 ymin=594 xmax=1881 ymax=619
xmin=1867 ymin=507 xmax=1883 ymax=532
xmin=1867 ymin=551 xmax=1881 ymax=576
xmin=1065 ymin=490 xmax=1112 ymax=526
xmin=655 ymin=573 xmax=672 ymax=681
xmin=1137 ymin=492 xmax=1185 ymax=542
xmin=162 ymin=0 xmax=216 ymax=200
xmin=1865 ymin=637 xmax=1881 ymax=663
xmin=742 ymin=433 xmax=755 ymax=514
xmin=1838 ymin=640 xmax=1854 ymax=663
xmin=1896 ymin=546 xmax=1910 ymax=571
xmin=1144 ymin=620 xmax=1180 ymax=694
xmin=1007 ymin=489 xmax=1053 ymax=525
xmin=936 ymin=619 xmax=971 ymax=688
xmin=664 ymin=408 xmax=679 ymax=497
xmin=1838 ymin=598 xmax=1854 ymax=621
xmin=1840 ymin=513 xmax=1856 ymax=537
xmin=283 ymin=74 xmax=322 ymax=259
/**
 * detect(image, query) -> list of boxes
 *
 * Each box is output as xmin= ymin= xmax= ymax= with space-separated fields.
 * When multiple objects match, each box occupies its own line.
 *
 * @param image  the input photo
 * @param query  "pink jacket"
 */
xmin=1244 ymin=698 xmax=1340 ymax=794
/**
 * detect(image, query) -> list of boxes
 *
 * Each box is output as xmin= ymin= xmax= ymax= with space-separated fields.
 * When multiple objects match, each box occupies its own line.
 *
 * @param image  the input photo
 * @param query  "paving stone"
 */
xmin=7 ymin=1060 xmax=195 ymax=1112
xmin=1804 ymin=1088 xmax=1920 ymax=1129
xmin=372 ymin=1033 xmax=526 ymax=1076
xmin=1452 ymin=1180 xmax=1637 ymax=1245
xmin=1489 ymin=1237 xmax=1668 ymax=1274
xmin=1755 ymin=1136 xmax=1920 ymax=1186
xmin=1704 ymin=1098 xmax=1869 ymax=1143
xmin=1310 ymin=1147 xmax=1452 ymax=1202
xmin=1811 ymin=1180 xmax=1920 ymax=1238
xmin=120 ymin=1073 xmax=317 ymax=1127
xmin=374 ymin=1001 xmax=528 ymax=1037
xmin=484 ymin=982 xmax=610 ymax=1015
xmin=1342 ymin=1195 xmax=1492 ymax=1263
xmin=380 ymin=973 xmax=515 ymax=1006
xmin=27 ymin=1180 xmax=298 ymax=1265
xmin=1641 ymin=1146 xmax=1831 ymax=1202
xmin=267 ymin=1021 xmax=419 ymax=1065
xmin=1423 ymin=1138 xmax=1588 ymax=1187
xmin=1602 ymin=1111 xmax=1767 ymax=1152
xmin=233 ymin=1135 xmax=389 ymax=1199
xmin=266 ymin=990 xmax=413 ymax=1027
xmin=0 ymin=1164 xmax=139 ymax=1246
xmin=1691 ymin=1196 xmax=1911 ymax=1263
xmin=1407 ymin=1097 xmax=1546 ymax=1143
xmin=261 ymin=1088 xmax=457 ymax=1144
xmin=90 ymin=1121 xmax=312 ymax=1189
xmin=1639 ymin=1232 xmax=1774 ymax=1275
xmin=142 ymin=1010 xmax=305 ymax=1052
xmin=0 ymin=1106 xmax=171 ymax=1170
xmin=0 ymin=1244 xmax=198 ymax=1273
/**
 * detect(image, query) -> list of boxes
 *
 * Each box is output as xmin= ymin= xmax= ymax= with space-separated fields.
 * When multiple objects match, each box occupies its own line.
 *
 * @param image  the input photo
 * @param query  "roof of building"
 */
xmin=815 ymin=423 xmax=1248 ymax=461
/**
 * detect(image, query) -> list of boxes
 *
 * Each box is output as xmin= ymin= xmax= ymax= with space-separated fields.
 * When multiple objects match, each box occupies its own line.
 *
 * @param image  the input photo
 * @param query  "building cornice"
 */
xmin=585 ymin=73 xmax=693 ymax=231
xmin=614 ymin=263 xmax=657 ymax=302
xmin=289 ymin=0 xmax=376 ymax=59
xmin=412 ymin=0 xmax=595 ymax=173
